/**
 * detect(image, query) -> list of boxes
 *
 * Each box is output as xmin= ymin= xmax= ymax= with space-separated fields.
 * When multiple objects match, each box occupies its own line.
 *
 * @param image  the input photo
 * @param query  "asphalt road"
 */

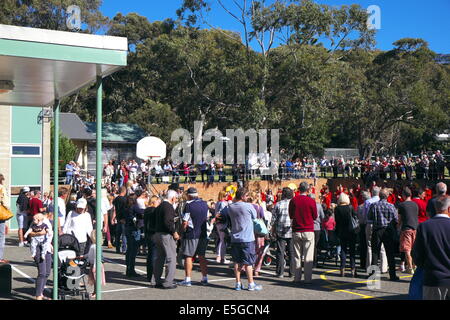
xmin=1 ymin=235 xmax=412 ymax=300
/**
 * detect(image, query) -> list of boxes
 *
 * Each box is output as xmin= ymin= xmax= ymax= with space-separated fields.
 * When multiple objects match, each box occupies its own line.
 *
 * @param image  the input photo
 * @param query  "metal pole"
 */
xmin=95 ymin=76 xmax=103 ymax=300
xmin=52 ymin=100 xmax=60 ymax=300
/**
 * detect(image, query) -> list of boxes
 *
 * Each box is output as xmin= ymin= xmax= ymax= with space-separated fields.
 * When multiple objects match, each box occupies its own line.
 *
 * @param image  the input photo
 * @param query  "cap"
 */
xmin=187 ymin=187 xmax=198 ymax=196
xmin=288 ymin=183 xmax=297 ymax=191
xmin=76 ymin=198 xmax=87 ymax=209
xmin=23 ymin=187 xmax=30 ymax=192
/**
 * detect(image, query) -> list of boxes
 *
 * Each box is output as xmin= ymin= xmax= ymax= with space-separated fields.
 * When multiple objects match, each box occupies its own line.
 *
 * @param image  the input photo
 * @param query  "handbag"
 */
xmin=253 ymin=218 xmax=268 ymax=237
xmin=0 ymin=204 xmax=13 ymax=221
xmin=348 ymin=209 xmax=360 ymax=234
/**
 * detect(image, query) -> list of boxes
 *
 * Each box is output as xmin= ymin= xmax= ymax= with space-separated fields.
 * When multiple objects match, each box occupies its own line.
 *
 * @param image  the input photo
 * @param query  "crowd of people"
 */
xmin=62 ymin=150 xmax=449 ymax=194
xmin=1 ymin=168 xmax=449 ymax=299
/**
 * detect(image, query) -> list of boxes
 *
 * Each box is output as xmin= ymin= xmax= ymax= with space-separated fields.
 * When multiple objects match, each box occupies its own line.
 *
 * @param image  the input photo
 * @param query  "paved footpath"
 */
xmin=1 ymin=235 xmax=412 ymax=300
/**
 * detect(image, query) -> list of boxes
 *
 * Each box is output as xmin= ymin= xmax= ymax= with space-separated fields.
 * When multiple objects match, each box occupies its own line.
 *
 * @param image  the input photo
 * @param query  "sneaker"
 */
xmin=406 ymin=268 xmax=415 ymax=275
xmin=200 ymin=279 xmax=208 ymax=286
xmin=248 ymin=283 xmax=263 ymax=291
xmin=234 ymin=283 xmax=242 ymax=291
xmin=18 ymin=242 xmax=24 ymax=248
xmin=222 ymin=259 xmax=231 ymax=264
xmin=178 ymin=280 xmax=192 ymax=287
xmin=398 ymin=265 xmax=406 ymax=273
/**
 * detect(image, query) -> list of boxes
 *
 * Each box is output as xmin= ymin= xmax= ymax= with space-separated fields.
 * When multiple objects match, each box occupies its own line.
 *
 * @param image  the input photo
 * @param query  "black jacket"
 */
xmin=154 ymin=201 xmax=176 ymax=234
xmin=144 ymin=207 xmax=157 ymax=240
xmin=335 ymin=205 xmax=358 ymax=240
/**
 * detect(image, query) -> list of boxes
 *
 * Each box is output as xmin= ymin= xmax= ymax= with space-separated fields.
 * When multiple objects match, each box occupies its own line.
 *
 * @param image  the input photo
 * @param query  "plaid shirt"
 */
xmin=271 ymin=199 xmax=292 ymax=238
xmin=368 ymin=199 xmax=398 ymax=229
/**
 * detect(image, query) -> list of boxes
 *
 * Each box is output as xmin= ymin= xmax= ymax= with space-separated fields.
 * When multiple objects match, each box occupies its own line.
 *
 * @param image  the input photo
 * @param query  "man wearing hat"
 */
xmin=63 ymin=197 xmax=93 ymax=255
xmin=178 ymin=187 xmax=209 ymax=286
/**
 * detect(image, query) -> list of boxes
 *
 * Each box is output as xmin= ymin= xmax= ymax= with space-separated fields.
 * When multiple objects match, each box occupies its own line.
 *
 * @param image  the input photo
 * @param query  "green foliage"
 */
xmin=50 ymin=122 xmax=78 ymax=171
xmin=3 ymin=2 xmax=448 ymax=159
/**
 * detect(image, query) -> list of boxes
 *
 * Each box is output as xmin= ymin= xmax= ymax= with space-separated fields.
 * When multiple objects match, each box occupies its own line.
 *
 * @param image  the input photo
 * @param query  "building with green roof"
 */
xmin=60 ymin=113 xmax=148 ymax=172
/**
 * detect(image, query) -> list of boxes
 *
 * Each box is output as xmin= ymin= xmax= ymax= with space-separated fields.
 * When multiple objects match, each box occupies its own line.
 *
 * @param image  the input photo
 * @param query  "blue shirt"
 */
xmin=183 ymin=199 xmax=208 ymax=239
xmin=364 ymin=196 xmax=380 ymax=224
xmin=226 ymin=201 xmax=257 ymax=243
xmin=65 ymin=164 xmax=74 ymax=176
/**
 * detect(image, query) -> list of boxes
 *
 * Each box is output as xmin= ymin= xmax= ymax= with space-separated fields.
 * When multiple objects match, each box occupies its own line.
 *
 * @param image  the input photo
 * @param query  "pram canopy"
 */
xmin=58 ymin=234 xmax=81 ymax=256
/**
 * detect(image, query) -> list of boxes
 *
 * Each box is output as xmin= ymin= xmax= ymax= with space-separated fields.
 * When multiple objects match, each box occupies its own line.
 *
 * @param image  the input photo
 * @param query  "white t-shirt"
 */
xmin=63 ymin=211 xmax=93 ymax=243
xmin=136 ymin=198 xmax=147 ymax=210
xmin=101 ymin=198 xmax=112 ymax=215
xmin=49 ymin=197 xmax=67 ymax=227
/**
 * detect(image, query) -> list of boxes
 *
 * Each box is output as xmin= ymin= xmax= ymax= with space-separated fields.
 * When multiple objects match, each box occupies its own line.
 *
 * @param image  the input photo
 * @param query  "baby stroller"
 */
xmin=317 ymin=229 xmax=339 ymax=267
xmin=57 ymin=234 xmax=90 ymax=300
xmin=262 ymin=237 xmax=277 ymax=267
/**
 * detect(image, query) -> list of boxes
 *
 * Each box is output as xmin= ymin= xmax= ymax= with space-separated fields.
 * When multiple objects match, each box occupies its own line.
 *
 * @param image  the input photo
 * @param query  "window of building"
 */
xmin=11 ymin=145 xmax=41 ymax=157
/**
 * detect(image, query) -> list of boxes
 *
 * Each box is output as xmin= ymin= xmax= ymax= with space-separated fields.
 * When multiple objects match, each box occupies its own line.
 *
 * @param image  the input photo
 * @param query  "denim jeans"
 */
xmin=146 ymin=236 xmax=157 ymax=283
xmin=65 ymin=175 xmax=73 ymax=185
xmin=34 ymin=246 xmax=52 ymax=297
xmin=115 ymin=223 xmax=127 ymax=253
xmin=125 ymin=227 xmax=139 ymax=273
xmin=339 ymin=235 xmax=357 ymax=270
xmin=0 ymin=222 xmax=5 ymax=260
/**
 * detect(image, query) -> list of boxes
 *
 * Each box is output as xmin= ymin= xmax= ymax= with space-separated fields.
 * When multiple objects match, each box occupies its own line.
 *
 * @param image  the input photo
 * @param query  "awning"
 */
xmin=0 ymin=24 xmax=128 ymax=301
xmin=0 ymin=24 xmax=127 ymax=107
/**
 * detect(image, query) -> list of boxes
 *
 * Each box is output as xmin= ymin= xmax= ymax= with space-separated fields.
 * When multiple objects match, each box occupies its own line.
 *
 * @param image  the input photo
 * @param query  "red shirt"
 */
xmin=324 ymin=192 xmax=332 ymax=209
xmin=322 ymin=216 xmax=336 ymax=231
xmin=29 ymin=197 xmax=43 ymax=215
xmin=424 ymin=189 xmax=433 ymax=202
xmin=350 ymin=195 xmax=358 ymax=211
xmin=387 ymin=194 xmax=396 ymax=205
xmin=260 ymin=192 xmax=267 ymax=202
xmin=288 ymin=194 xmax=318 ymax=233
xmin=412 ymin=198 xmax=428 ymax=223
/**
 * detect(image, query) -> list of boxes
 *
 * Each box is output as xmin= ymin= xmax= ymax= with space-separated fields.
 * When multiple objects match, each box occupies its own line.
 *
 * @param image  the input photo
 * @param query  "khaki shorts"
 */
xmin=399 ymin=229 xmax=416 ymax=253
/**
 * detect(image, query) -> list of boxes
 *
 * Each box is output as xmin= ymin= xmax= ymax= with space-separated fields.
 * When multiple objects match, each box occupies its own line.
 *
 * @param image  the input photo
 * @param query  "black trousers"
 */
xmin=371 ymin=227 xmax=397 ymax=278
xmin=359 ymin=224 xmax=367 ymax=269
xmin=276 ymin=238 xmax=293 ymax=276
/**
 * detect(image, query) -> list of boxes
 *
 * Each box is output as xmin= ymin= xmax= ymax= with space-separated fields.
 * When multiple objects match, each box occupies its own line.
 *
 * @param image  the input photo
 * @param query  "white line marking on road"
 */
xmin=102 ymin=287 xmax=150 ymax=293
xmin=208 ymin=278 xmax=236 ymax=283
xmin=10 ymin=264 xmax=51 ymax=294
xmin=103 ymin=258 xmax=147 ymax=274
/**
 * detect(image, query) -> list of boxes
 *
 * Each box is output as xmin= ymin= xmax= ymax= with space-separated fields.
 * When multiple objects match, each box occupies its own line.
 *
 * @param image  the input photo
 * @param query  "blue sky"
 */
xmin=101 ymin=0 xmax=450 ymax=54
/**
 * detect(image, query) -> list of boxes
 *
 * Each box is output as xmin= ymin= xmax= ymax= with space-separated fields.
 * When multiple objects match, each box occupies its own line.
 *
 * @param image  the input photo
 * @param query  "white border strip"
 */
xmin=0 ymin=24 xmax=128 ymax=51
